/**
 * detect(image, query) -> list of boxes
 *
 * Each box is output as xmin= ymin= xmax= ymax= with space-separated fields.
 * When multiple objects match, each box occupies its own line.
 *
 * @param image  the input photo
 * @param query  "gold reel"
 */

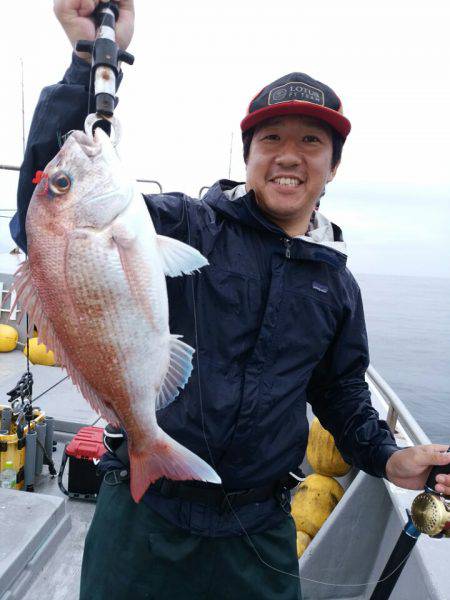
xmin=411 ymin=492 xmax=450 ymax=537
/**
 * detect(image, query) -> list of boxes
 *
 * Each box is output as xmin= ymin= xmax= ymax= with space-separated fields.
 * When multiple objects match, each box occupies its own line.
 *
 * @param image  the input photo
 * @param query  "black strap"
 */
xmin=151 ymin=478 xmax=279 ymax=511
xmin=58 ymin=444 xmax=99 ymax=502
xmin=113 ymin=439 xmax=130 ymax=467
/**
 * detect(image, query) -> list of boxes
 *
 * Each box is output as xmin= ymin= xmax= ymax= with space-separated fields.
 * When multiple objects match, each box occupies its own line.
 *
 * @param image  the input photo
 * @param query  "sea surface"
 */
xmin=356 ymin=273 xmax=449 ymax=445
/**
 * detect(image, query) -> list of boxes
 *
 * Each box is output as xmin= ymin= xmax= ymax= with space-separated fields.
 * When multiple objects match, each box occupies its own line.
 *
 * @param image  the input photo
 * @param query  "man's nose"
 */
xmin=275 ymin=141 xmax=303 ymax=168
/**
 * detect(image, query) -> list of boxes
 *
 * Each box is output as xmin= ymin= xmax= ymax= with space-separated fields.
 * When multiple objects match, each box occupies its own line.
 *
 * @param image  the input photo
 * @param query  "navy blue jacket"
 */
xmin=10 ymin=55 xmax=398 ymax=536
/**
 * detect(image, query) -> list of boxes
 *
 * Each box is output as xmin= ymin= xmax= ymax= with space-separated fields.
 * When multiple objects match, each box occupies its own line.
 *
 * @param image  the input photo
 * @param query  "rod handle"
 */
xmin=426 ymin=446 xmax=450 ymax=491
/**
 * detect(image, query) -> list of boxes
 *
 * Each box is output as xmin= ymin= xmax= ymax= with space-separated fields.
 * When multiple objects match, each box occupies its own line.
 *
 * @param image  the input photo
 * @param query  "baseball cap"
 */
xmin=240 ymin=73 xmax=351 ymax=139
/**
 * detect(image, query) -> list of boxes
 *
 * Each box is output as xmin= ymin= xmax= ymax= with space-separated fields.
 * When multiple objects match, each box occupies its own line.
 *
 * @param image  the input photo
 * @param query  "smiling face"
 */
xmin=245 ymin=115 xmax=339 ymax=236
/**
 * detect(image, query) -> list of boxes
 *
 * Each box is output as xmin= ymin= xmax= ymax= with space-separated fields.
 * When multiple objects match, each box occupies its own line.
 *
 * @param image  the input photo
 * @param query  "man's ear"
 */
xmin=327 ymin=159 xmax=340 ymax=183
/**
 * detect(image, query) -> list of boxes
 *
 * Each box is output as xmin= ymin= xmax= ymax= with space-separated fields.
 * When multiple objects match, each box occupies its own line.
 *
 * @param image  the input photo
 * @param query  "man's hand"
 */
xmin=386 ymin=445 xmax=450 ymax=494
xmin=53 ymin=0 xmax=135 ymax=62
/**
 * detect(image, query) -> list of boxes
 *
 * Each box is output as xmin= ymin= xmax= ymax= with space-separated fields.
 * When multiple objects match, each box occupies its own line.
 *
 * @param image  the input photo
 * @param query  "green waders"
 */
xmin=80 ymin=481 xmax=302 ymax=600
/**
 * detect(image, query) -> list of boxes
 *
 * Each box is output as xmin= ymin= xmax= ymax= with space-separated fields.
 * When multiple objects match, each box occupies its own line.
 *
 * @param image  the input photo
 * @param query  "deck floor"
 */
xmin=1 ymin=350 xmax=97 ymax=599
xmin=21 ymin=446 xmax=95 ymax=600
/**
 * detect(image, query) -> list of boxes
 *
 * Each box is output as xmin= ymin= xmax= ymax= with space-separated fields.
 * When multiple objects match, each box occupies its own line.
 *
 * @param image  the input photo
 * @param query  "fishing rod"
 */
xmin=369 ymin=448 xmax=450 ymax=600
xmin=75 ymin=0 xmax=134 ymax=138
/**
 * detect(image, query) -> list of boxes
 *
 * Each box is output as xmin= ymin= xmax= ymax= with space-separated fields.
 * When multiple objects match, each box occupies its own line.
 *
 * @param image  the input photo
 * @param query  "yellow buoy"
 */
xmin=296 ymin=530 xmax=311 ymax=558
xmin=0 ymin=324 xmax=19 ymax=352
xmin=291 ymin=474 xmax=344 ymax=538
xmin=23 ymin=338 xmax=56 ymax=366
xmin=306 ymin=417 xmax=351 ymax=477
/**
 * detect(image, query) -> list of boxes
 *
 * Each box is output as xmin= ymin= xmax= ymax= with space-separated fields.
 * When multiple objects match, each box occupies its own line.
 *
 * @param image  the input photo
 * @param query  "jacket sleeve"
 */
xmin=143 ymin=193 xmax=191 ymax=241
xmin=306 ymin=278 xmax=399 ymax=478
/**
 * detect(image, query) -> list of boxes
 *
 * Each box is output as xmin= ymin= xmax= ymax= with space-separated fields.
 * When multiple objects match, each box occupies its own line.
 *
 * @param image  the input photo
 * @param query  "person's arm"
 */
xmin=306 ymin=280 xmax=399 ymax=479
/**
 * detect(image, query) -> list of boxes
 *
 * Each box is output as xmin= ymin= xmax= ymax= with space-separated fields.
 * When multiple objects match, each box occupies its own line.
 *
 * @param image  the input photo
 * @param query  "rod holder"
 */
xmin=44 ymin=416 xmax=55 ymax=472
xmin=24 ymin=429 xmax=36 ymax=490
xmin=1 ymin=408 xmax=12 ymax=433
xmin=34 ymin=421 xmax=47 ymax=476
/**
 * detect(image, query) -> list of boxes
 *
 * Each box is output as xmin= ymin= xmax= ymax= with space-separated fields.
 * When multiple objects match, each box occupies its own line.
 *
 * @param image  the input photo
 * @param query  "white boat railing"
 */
xmin=1 ymin=165 xmax=164 ymax=195
xmin=367 ymin=364 xmax=430 ymax=446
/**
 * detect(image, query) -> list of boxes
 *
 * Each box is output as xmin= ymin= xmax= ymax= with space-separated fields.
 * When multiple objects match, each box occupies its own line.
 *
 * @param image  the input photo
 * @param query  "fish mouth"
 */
xmin=69 ymin=130 xmax=102 ymax=158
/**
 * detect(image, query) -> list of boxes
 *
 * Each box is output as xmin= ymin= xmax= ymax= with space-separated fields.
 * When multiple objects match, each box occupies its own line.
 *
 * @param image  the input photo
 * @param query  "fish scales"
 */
xmin=11 ymin=127 xmax=221 ymax=501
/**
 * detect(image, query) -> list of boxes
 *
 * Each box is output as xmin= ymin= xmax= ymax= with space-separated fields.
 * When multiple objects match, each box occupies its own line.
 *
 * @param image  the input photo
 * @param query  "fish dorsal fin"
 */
xmin=10 ymin=260 xmax=120 ymax=426
xmin=156 ymin=235 xmax=208 ymax=277
xmin=156 ymin=335 xmax=195 ymax=411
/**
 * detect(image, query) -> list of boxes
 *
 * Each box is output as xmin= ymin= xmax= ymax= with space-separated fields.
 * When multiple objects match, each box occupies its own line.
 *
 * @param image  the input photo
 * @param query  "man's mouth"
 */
xmin=270 ymin=176 xmax=304 ymax=187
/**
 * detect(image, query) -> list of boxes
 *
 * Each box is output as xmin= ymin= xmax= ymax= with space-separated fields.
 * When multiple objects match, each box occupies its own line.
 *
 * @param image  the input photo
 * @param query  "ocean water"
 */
xmin=356 ymin=273 xmax=450 ymax=445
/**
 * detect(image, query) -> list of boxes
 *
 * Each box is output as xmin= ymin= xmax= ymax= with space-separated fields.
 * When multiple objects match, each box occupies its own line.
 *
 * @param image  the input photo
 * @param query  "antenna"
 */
xmin=20 ymin=58 xmax=25 ymax=155
xmin=228 ymin=132 xmax=233 ymax=179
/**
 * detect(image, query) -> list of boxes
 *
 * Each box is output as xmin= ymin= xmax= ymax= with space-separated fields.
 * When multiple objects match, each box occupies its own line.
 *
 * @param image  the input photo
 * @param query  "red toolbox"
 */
xmin=58 ymin=426 xmax=106 ymax=500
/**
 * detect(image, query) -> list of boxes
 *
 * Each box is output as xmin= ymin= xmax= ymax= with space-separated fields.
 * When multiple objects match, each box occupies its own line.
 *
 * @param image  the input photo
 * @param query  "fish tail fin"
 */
xmin=129 ymin=432 xmax=221 ymax=503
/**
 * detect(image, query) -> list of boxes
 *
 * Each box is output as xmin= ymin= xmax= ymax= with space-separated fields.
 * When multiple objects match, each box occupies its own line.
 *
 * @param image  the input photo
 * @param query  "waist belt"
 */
xmin=103 ymin=427 xmax=303 ymax=512
xmin=151 ymin=478 xmax=279 ymax=512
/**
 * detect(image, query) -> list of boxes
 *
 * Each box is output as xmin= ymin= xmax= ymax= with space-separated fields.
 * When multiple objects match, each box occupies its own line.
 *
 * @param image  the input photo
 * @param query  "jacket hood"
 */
xmin=202 ymin=180 xmax=347 ymax=269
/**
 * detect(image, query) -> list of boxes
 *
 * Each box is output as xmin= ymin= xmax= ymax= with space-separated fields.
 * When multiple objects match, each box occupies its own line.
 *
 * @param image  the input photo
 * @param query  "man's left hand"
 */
xmin=385 ymin=445 xmax=450 ymax=494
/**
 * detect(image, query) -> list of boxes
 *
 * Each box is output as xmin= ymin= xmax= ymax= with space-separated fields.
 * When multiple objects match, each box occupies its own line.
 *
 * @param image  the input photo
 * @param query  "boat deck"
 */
xmin=0 ymin=350 xmax=98 ymax=600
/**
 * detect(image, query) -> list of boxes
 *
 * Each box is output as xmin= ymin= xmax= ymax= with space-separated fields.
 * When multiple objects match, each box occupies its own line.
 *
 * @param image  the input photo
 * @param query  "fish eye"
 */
xmin=49 ymin=171 xmax=71 ymax=195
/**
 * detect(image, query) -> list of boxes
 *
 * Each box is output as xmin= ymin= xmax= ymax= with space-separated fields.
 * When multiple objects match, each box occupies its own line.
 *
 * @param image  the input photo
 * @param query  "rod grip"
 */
xmin=426 ymin=446 xmax=450 ymax=491
xmin=369 ymin=517 xmax=420 ymax=600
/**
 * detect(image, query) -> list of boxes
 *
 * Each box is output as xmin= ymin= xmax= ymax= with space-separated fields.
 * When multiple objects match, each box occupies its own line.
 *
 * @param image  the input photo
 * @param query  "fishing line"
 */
xmin=183 ymin=196 xmax=417 ymax=590
xmin=32 ymin=375 xmax=69 ymax=402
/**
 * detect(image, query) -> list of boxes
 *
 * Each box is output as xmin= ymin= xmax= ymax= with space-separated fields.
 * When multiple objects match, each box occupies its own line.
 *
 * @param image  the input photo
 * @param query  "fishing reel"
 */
xmin=410 ymin=452 xmax=450 ymax=538
xmin=370 ymin=448 xmax=450 ymax=599
xmin=411 ymin=493 xmax=450 ymax=538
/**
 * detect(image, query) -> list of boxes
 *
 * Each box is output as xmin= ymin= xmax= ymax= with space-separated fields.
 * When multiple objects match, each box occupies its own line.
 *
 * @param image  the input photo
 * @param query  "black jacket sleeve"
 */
xmin=306 ymin=278 xmax=399 ymax=478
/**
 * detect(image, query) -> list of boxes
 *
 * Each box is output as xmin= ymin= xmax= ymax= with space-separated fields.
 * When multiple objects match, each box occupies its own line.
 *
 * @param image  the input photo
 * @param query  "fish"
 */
xmin=11 ymin=127 xmax=221 ymax=502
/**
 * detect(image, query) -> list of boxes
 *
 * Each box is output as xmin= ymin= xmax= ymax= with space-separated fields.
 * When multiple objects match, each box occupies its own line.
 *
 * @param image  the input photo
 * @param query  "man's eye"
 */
xmin=262 ymin=134 xmax=280 ymax=141
xmin=303 ymin=135 xmax=320 ymax=143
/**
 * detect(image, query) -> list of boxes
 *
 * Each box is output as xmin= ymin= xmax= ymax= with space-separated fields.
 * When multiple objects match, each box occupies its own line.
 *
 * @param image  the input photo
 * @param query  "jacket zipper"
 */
xmin=283 ymin=238 xmax=292 ymax=259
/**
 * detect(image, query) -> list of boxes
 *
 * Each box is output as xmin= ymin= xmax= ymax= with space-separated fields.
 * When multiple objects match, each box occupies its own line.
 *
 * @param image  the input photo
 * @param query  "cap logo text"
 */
xmin=268 ymin=82 xmax=325 ymax=106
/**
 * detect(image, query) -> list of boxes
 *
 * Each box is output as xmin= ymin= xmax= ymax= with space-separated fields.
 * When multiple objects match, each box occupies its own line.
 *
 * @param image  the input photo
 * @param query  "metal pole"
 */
xmin=228 ymin=132 xmax=233 ymax=179
xmin=136 ymin=179 xmax=163 ymax=194
xmin=34 ymin=421 xmax=47 ymax=475
xmin=20 ymin=58 xmax=26 ymax=155
xmin=44 ymin=416 xmax=55 ymax=472
xmin=24 ymin=429 xmax=36 ymax=490
xmin=1 ymin=408 xmax=12 ymax=434
xmin=0 ymin=165 xmax=20 ymax=171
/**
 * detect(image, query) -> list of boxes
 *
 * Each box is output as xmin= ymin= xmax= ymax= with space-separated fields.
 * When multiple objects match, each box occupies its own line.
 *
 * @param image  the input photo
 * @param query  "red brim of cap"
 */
xmin=240 ymin=102 xmax=351 ymax=139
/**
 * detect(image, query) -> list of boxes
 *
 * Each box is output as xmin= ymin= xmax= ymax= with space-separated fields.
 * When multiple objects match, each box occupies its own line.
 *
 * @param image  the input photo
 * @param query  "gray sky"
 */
xmin=1 ymin=0 xmax=449 ymax=277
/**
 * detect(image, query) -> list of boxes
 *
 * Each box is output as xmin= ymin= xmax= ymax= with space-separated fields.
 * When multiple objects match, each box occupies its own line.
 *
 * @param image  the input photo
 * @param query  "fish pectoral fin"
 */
xmin=111 ymin=220 xmax=137 ymax=249
xmin=112 ymin=220 xmax=159 ymax=328
xmin=156 ymin=235 xmax=208 ymax=277
xmin=156 ymin=335 xmax=195 ymax=410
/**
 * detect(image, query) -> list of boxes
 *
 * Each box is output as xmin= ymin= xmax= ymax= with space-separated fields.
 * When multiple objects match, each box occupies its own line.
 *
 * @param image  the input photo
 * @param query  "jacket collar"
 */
xmin=202 ymin=180 xmax=347 ymax=269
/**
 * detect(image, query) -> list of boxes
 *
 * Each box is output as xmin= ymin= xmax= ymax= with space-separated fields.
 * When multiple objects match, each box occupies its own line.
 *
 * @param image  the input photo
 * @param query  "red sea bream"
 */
xmin=11 ymin=127 xmax=220 ymax=502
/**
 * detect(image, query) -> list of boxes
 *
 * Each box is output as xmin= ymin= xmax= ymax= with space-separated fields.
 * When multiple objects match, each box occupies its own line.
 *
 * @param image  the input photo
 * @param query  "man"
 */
xmin=10 ymin=1 xmax=450 ymax=599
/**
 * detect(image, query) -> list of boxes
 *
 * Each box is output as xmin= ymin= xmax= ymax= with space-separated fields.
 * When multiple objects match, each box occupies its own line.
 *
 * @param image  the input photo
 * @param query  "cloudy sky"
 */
xmin=1 ymin=0 xmax=449 ymax=277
